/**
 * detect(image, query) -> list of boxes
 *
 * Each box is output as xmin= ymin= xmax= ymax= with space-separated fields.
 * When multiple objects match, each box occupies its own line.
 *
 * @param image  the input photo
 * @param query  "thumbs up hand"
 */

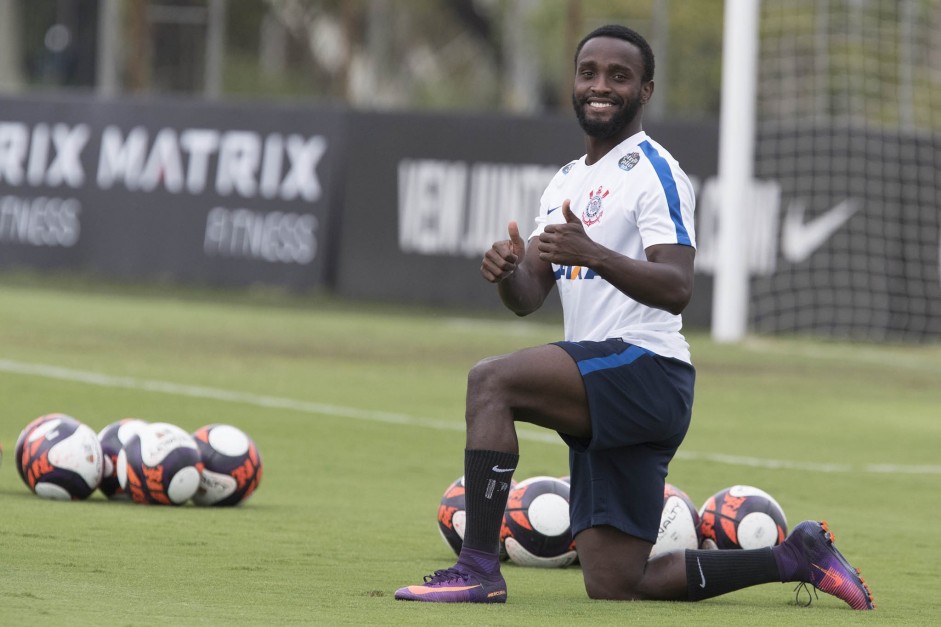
xmin=562 ymin=200 xmax=582 ymax=226
xmin=481 ymin=221 xmax=526 ymax=283
xmin=537 ymin=199 xmax=597 ymax=265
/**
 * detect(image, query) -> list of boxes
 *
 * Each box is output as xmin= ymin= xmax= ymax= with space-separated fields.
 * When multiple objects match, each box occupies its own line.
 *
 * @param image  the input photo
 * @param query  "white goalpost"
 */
xmin=711 ymin=0 xmax=760 ymax=343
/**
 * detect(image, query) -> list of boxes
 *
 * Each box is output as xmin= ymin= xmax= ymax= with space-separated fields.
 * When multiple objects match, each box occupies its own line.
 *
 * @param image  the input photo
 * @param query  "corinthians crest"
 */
xmin=583 ymin=186 xmax=609 ymax=226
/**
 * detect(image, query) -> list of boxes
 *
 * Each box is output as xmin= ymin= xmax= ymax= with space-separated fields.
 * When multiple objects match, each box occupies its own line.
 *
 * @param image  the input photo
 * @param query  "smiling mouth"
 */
xmin=583 ymin=98 xmax=620 ymax=114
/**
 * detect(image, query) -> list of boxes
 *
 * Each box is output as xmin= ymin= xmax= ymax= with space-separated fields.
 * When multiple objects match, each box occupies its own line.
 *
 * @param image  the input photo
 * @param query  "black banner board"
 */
xmin=0 ymin=94 xmax=346 ymax=289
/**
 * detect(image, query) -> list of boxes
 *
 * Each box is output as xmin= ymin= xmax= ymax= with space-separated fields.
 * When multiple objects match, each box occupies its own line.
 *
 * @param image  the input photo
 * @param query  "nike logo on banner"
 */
xmin=697 ymin=557 xmax=706 ymax=588
xmin=782 ymin=198 xmax=859 ymax=264
xmin=492 ymin=465 xmax=515 ymax=473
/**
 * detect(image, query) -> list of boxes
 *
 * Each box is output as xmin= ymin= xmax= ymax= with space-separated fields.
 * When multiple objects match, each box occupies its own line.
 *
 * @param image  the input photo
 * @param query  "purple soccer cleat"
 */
xmin=394 ymin=567 xmax=507 ymax=603
xmin=774 ymin=520 xmax=875 ymax=610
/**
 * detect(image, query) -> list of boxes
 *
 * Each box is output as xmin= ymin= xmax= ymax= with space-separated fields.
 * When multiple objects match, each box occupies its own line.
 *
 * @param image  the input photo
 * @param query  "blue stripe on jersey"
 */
xmin=576 ymin=344 xmax=654 ymax=376
xmin=639 ymin=140 xmax=692 ymax=246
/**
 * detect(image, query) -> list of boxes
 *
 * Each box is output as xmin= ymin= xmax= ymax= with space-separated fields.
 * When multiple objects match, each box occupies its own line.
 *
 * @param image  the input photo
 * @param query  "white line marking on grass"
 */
xmin=741 ymin=337 xmax=941 ymax=374
xmin=2 ymin=358 xmax=939 ymax=476
xmin=0 ymin=358 xmax=452 ymax=430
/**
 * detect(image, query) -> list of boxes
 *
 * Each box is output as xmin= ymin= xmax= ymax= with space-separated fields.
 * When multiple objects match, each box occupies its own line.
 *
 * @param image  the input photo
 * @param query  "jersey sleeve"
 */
xmin=635 ymin=144 xmax=697 ymax=249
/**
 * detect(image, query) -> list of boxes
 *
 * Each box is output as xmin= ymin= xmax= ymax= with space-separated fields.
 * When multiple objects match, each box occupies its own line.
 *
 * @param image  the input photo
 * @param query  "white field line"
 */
xmin=740 ymin=336 xmax=941 ymax=374
xmin=1 ymin=358 xmax=938 ymax=476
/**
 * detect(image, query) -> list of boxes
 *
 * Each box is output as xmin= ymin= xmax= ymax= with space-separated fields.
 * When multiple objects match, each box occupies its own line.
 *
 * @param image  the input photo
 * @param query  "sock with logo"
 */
xmin=460 ymin=448 xmax=519 ymax=556
xmin=685 ymin=548 xmax=780 ymax=601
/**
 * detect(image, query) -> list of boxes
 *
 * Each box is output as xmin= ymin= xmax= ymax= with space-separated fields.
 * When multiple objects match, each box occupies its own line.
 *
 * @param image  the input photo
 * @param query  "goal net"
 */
xmin=744 ymin=0 xmax=941 ymax=341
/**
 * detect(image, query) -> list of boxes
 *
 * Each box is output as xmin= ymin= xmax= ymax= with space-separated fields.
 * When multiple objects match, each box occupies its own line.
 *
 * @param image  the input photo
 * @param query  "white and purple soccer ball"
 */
xmin=97 ymin=418 xmax=148 ymax=499
xmin=437 ymin=475 xmax=467 ymax=555
xmin=699 ymin=485 xmax=788 ymax=549
xmin=117 ymin=422 xmax=203 ymax=505
xmin=191 ymin=423 xmax=263 ymax=506
xmin=14 ymin=413 xmax=104 ymax=500
xmin=502 ymin=476 xmax=577 ymax=567
xmin=650 ymin=483 xmax=703 ymax=558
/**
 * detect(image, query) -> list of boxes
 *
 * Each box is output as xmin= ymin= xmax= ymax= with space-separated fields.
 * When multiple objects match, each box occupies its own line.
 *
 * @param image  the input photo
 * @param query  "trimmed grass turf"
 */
xmin=1 ymin=277 xmax=939 ymax=625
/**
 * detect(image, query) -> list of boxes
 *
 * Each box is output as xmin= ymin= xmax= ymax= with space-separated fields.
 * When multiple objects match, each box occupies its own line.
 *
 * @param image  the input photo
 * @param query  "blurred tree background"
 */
xmin=0 ymin=0 xmax=724 ymax=120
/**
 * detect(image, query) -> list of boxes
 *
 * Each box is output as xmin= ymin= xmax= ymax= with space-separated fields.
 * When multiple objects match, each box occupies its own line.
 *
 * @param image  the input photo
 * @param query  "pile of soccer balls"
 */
xmin=13 ymin=413 xmax=262 ymax=506
xmin=437 ymin=475 xmax=788 ymax=567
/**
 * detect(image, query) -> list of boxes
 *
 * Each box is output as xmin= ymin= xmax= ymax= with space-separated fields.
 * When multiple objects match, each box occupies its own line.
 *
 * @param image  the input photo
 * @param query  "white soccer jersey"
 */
xmin=530 ymin=130 xmax=697 ymax=362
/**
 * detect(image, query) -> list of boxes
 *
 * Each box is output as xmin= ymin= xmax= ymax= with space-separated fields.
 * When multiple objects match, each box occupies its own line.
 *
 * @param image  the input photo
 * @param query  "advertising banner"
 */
xmin=0 ymin=95 xmax=346 ymax=289
xmin=0 ymin=94 xmax=719 ymax=328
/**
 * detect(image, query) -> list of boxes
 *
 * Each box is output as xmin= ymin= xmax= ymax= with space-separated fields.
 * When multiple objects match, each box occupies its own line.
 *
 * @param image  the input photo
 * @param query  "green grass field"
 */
xmin=1 ymin=275 xmax=939 ymax=625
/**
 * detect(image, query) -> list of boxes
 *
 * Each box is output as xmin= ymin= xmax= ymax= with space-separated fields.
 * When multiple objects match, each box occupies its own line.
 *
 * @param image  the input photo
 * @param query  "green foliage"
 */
xmin=223 ymin=50 xmax=321 ymax=101
xmin=522 ymin=0 xmax=726 ymax=116
xmin=667 ymin=0 xmax=724 ymax=118
xmin=1 ymin=277 xmax=939 ymax=624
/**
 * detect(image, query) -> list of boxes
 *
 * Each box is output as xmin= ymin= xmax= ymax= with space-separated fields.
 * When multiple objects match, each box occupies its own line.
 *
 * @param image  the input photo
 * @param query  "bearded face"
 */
xmin=571 ymin=89 xmax=644 ymax=140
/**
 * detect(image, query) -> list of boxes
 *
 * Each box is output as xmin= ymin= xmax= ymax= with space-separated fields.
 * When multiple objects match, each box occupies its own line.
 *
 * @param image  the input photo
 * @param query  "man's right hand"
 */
xmin=480 ymin=221 xmax=526 ymax=283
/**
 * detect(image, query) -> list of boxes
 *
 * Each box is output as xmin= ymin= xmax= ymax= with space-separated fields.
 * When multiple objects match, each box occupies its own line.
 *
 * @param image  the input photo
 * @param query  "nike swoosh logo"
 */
xmin=696 ymin=557 xmax=706 ymax=588
xmin=547 ymin=205 xmax=561 ymax=214
xmin=406 ymin=584 xmax=480 ymax=595
xmin=782 ymin=198 xmax=859 ymax=263
xmin=492 ymin=466 xmax=515 ymax=473
xmin=811 ymin=562 xmax=845 ymax=588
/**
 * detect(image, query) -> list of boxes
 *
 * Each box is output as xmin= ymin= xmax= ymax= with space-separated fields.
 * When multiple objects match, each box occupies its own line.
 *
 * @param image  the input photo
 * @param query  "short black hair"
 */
xmin=574 ymin=24 xmax=655 ymax=83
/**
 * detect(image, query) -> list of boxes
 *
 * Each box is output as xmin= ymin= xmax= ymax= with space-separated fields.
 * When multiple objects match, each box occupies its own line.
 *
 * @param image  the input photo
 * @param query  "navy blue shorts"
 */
xmin=553 ymin=339 xmax=695 ymax=543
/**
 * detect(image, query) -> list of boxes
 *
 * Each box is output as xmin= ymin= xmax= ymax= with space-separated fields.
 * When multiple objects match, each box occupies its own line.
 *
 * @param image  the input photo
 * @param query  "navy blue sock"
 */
xmin=461 ymin=448 xmax=518 ymax=554
xmin=685 ymin=548 xmax=780 ymax=601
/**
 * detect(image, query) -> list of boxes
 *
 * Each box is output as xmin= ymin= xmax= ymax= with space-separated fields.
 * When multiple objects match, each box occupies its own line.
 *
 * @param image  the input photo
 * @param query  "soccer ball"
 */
xmin=651 ymin=483 xmax=701 ymax=556
xmin=117 ymin=422 xmax=203 ymax=505
xmin=437 ymin=475 xmax=468 ymax=555
xmin=15 ymin=414 xmax=59 ymax=485
xmin=14 ymin=413 xmax=104 ymax=500
xmin=191 ymin=424 xmax=263 ymax=506
xmin=503 ymin=476 xmax=577 ymax=567
xmin=699 ymin=485 xmax=788 ymax=550
xmin=97 ymin=418 xmax=148 ymax=499
xmin=650 ymin=483 xmax=702 ymax=558
xmin=437 ymin=475 xmax=513 ymax=559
